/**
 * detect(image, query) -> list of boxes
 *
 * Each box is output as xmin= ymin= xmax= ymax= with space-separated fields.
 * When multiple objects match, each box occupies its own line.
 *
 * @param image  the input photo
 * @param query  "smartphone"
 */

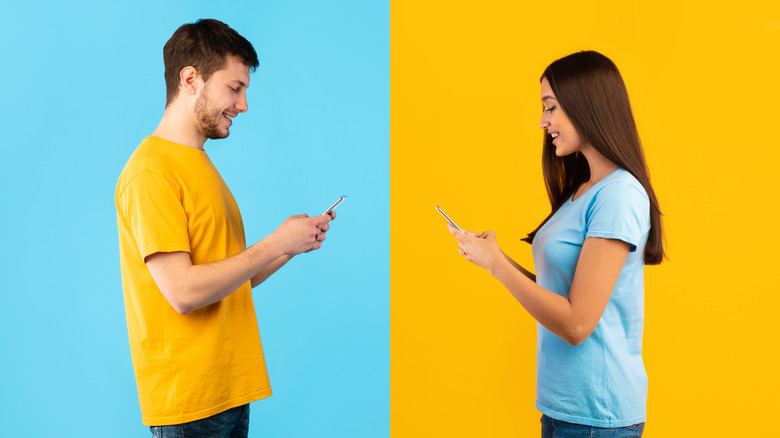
xmin=435 ymin=205 xmax=463 ymax=232
xmin=322 ymin=196 xmax=347 ymax=215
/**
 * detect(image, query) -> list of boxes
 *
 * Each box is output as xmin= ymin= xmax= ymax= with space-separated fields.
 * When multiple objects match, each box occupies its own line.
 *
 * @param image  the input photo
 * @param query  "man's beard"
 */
xmin=194 ymin=88 xmax=228 ymax=140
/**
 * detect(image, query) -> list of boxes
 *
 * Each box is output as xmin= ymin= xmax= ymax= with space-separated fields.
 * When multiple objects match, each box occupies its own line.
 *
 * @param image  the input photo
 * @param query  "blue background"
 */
xmin=0 ymin=1 xmax=388 ymax=436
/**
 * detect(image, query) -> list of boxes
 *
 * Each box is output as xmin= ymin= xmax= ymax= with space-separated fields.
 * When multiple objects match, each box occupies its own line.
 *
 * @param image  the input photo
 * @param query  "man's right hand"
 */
xmin=266 ymin=212 xmax=335 ymax=257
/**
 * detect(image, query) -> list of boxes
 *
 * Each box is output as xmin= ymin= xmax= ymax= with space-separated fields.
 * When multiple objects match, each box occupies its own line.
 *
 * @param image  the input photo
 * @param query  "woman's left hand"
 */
xmin=446 ymin=223 xmax=504 ymax=273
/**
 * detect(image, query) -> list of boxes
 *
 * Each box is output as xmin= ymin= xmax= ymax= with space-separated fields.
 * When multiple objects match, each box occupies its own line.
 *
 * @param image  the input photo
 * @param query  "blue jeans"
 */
xmin=150 ymin=404 xmax=250 ymax=438
xmin=541 ymin=414 xmax=644 ymax=438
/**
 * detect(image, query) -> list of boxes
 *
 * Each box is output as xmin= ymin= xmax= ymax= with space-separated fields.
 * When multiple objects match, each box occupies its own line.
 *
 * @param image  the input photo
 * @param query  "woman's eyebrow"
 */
xmin=542 ymin=95 xmax=556 ymax=101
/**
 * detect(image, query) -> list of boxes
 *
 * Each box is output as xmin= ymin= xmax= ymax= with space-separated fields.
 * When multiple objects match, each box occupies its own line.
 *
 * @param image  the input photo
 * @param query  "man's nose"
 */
xmin=236 ymin=94 xmax=248 ymax=113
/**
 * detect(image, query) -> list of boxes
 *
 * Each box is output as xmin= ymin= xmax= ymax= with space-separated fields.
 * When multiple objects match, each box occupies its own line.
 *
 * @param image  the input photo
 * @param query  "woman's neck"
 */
xmin=571 ymin=144 xmax=618 ymax=201
xmin=580 ymin=143 xmax=618 ymax=183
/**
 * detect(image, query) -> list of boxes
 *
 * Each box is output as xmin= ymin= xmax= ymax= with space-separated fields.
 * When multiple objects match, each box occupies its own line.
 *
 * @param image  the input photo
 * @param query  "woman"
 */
xmin=447 ymin=51 xmax=664 ymax=437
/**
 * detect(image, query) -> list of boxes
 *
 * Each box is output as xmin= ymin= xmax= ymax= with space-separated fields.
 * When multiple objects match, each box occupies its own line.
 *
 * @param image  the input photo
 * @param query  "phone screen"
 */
xmin=435 ymin=205 xmax=463 ymax=232
xmin=322 ymin=196 xmax=347 ymax=215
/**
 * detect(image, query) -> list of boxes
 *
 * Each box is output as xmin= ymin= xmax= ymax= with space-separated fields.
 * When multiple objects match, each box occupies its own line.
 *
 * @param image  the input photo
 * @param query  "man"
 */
xmin=115 ymin=19 xmax=334 ymax=436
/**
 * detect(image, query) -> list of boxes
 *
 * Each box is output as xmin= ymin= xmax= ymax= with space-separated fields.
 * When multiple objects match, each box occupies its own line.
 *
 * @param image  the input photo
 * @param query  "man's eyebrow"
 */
xmin=230 ymin=80 xmax=248 ymax=88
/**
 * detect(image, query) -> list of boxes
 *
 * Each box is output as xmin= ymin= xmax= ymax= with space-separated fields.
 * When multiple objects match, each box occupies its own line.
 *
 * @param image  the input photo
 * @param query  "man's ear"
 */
xmin=179 ymin=66 xmax=200 ymax=96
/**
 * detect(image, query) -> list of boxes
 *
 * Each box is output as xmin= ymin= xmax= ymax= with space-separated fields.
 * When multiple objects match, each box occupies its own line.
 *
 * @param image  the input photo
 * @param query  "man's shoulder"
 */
xmin=116 ymin=137 xmax=176 ymax=197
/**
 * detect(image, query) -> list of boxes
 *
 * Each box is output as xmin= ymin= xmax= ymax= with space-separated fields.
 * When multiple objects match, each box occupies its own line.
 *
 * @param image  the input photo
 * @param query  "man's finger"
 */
xmin=310 ymin=214 xmax=332 ymax=226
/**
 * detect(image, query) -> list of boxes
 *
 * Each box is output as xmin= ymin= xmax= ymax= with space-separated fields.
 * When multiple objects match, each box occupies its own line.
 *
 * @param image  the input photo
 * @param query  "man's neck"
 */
xmin=151 ymin=104 xmax=207 ymax=150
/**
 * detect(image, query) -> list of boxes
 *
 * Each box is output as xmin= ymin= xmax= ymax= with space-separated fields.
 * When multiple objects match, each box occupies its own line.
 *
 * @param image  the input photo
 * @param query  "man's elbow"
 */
xmin=161 ymin=288 xmax=197 ymax=315
xmin=145 ymin=252 xmax=199 ymax=314
xmin=171 ymin=301 xmax=195 ymax=315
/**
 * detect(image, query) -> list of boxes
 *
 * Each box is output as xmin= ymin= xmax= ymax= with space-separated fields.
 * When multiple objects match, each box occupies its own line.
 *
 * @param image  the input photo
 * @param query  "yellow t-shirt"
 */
xmin=115 ymin=136 xmax=272 ymax=426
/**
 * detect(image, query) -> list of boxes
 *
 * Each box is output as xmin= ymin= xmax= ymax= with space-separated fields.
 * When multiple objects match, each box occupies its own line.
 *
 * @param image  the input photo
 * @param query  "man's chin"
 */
xmin=201 ymin=126 xmax=230 ymax=140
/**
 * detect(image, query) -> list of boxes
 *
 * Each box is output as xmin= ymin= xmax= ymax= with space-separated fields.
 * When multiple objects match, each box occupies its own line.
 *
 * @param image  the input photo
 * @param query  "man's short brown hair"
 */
xmin=163 ymin=19 xmax=259 ymax=106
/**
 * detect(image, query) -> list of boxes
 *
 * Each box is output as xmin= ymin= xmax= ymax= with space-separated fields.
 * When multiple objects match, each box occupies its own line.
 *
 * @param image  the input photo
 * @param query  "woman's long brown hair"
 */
xmin=522 ymin=51 xmax=665 ymax=265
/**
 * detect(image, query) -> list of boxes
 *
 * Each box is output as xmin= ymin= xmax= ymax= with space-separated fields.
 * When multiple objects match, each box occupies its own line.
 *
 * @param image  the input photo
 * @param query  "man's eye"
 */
xmin=229 ymin=87 xmax=239 ymax=93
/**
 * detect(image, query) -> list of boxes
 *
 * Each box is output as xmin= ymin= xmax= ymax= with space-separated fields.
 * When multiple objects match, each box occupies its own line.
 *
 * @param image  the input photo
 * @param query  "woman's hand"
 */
xmin=446 ymin=223 xmax=505 ymax=273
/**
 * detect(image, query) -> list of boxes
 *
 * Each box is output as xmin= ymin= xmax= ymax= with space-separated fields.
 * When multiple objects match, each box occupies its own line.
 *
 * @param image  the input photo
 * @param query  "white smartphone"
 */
xmin=435 ymin=205 xmax=463 ymax=232
xmin=322 ymin=196 xmax=347 ymax=215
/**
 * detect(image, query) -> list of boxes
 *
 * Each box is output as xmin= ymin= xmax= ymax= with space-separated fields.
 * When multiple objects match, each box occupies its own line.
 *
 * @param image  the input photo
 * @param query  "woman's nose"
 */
xmin=539 ymin=114 xmax=549 ymax=129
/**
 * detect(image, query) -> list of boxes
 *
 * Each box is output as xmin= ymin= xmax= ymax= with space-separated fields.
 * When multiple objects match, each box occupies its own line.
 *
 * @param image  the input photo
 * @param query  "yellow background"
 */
xmin=391 ymin=1 xmax=780 ymax=436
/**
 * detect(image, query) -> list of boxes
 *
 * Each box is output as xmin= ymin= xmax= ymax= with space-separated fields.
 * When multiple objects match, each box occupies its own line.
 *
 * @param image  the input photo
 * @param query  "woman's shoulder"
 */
xmin=597 ymin=168 xmax=648 ymax=201
xmin=585 ymin=168 xmax=651 ymax=240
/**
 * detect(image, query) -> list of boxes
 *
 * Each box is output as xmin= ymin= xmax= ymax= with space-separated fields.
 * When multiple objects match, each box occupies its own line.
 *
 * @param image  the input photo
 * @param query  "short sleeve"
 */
xmin=118 ymin=171 xmax=191 ymax=260
xmin=584 ymin=181 xmax=650 ymax=252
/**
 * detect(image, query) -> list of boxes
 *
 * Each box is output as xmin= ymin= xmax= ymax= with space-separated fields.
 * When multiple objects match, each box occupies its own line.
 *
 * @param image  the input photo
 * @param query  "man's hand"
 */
xmin=265 ymin=211 xmax=336 ymax=257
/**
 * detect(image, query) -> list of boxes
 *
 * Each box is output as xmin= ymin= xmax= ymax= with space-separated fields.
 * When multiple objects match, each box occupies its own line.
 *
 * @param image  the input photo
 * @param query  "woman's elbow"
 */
xmin=562 ymin=325 xmax=594 ymax=346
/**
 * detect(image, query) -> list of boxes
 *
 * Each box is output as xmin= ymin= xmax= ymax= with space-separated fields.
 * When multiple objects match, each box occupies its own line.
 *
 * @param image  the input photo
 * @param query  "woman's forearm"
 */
xmin=489 ymin=257 xmax=582 ymax=344
xmin=489 ymin=237 xmax=629 ymax=346
xmin=501 ymin=251 xmax=536 ymax=282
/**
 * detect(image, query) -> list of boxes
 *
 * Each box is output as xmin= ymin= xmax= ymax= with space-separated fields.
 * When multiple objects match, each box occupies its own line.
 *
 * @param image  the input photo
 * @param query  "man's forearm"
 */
xmin=251 ymin=255 xmax=293 ymax=288
xmin=146 ymin=237 xmax=286 ymax=314
xmin=146 ymin=212 xmax=332 ymax=314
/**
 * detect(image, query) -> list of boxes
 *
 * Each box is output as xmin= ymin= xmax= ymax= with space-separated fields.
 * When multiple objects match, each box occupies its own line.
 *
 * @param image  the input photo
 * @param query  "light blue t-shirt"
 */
xmin=532 ymin=168 xmax=650 ymax=428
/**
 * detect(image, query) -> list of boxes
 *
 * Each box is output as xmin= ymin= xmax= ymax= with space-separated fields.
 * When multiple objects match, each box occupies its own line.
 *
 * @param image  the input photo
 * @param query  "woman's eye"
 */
xmin=545 ymin=105 xmax=556 ymax=113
